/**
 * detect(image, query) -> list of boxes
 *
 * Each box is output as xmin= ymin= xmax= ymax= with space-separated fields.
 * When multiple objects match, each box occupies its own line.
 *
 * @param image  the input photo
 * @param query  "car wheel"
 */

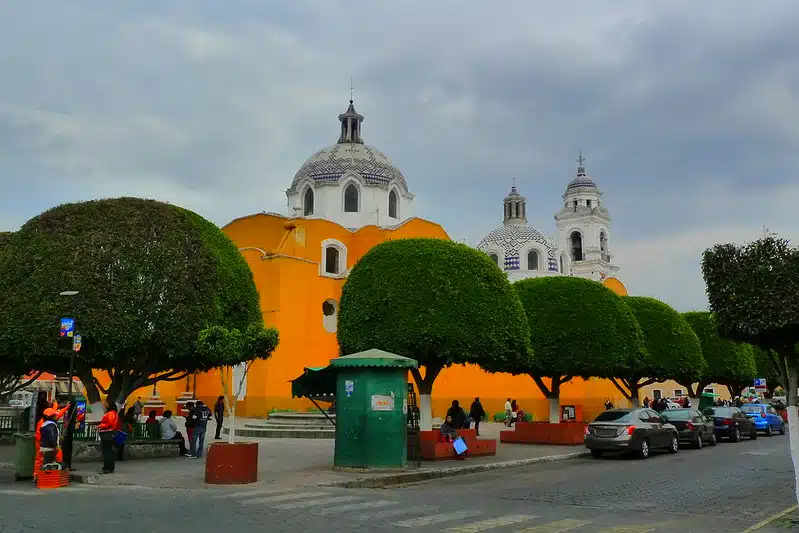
xmin=780 ymin=424 xmax=786 ymax=436
xmin=637 ymin=439 xmax=650 ymax=459
xmin=669 ymin=434 xmax=679 ymax=454
xmin=750 ymin=428 xmax=758 ymax=440
xmin=590 ymin=450 xmax=603 ymax=458
xmin=766 ymin=425 xmax=774 ymax=437
xmin=709 ymin=432 xmax=717 ymax=446
xmin=732 ymin=428 xmax=741 ymax=442
xmin=695 ymin=433 xmax=703 ymax=449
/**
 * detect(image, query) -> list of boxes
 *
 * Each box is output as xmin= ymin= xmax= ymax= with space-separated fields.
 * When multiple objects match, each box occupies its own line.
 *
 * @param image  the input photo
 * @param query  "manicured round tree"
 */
xmin=621 ymin=296 xmax=704 ymax=406
xmin=0 ymin=197 xmax=276 ymax=406
xmin=681 ymin=311 xmax=756 ymax=398
xmin=338 ymin=238 xmax=532 ymax=430
xmin=514 ymin=277 xmax=647 ymax=422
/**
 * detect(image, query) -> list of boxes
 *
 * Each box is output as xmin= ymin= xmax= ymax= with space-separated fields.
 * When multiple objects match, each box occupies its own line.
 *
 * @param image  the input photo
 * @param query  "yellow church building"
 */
xmin=132 ymin=99 xmax=653 ymax=421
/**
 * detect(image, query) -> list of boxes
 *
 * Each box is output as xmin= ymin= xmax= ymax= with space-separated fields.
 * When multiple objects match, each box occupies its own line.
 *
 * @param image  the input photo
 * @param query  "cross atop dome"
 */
xmin=337 ymin=95 xmax=364 ymax=144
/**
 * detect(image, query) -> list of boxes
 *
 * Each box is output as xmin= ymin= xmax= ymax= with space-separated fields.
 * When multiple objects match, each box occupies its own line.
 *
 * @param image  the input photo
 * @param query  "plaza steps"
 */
xmin=224 ymin=411 xmax=336 ymax=439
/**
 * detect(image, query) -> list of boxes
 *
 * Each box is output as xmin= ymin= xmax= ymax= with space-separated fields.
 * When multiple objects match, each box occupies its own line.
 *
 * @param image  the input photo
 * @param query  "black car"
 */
xmin=661 ymin=408 xmax=716 ymax=448
xmin=707 ymin=406 xmax=758 ymax=442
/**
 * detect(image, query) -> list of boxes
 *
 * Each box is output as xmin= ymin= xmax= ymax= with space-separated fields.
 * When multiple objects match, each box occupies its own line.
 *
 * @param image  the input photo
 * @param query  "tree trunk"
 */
xmin=784 ymin=353 xmax=799 ymax=508
xmin=410 ymin=366 xmax=441 ymax=431
xmin=530 ymin=375 xmax=570 ymax=424
xmin=75 ymin=367 xmax=101 ymax=404
xmin=548 ymin=398 xmax=560 ymax=423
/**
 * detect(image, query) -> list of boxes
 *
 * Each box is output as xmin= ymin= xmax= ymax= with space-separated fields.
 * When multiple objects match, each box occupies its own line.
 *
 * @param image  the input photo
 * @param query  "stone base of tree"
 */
xmin=205 ymin=442 xmax=258 ymax=484
xmin=416 ymin=429 xmax=497 ymax=460
xmin=500 ymin=422 xmax=587 ymax=445
xmin=73 ymin=440 xmax=181 ymax=462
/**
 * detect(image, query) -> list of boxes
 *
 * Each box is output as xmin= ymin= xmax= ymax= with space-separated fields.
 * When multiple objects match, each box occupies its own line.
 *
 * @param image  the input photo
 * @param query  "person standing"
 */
xmin=38 ymin=409 xmax=60 ymax=471
xmin=213 ymin=396 xmax=225 ymax=440
xmin=133 ymin=397 xmax=144 ymax=421
xmin=184 ymin=401 xmax=195 ymax=453
xmin=188 ymin=400 xmax=212 ymax=458
xmin=98 ymin=402 xmax=119 ymax=474
xmin=469 ymin=397 xmax=486 ymax=436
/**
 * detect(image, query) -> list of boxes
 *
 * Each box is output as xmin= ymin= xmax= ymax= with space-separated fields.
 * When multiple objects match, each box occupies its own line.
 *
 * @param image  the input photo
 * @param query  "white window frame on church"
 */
xmin=522 ymin=246 xmax=543 ymax=271
xmin=486 ymin=249 xmax=503 ymax=269
xmin=302 ymin=185 xmax=315 ymax=216
xmin=388 ymin=187 xmax=400 ymax=219
xmin=341 ymin=177 xmax=361 ymax=213
xmin=320 ymin=238 xmax=348 ymax=278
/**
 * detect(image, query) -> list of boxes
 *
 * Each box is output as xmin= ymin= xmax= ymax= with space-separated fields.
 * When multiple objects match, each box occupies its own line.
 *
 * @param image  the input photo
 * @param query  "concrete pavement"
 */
xmin=0 ymin=428 xmax=794 ymax=532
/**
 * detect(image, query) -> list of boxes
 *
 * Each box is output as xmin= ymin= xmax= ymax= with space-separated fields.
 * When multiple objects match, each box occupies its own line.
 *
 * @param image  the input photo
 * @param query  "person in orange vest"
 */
xmin=39 ymin=409 xmax=61 ymax=471
xmin=98 ymin=402 xmax=120 ymax=474
xmin=33 ymin=401 xmax=69 ymax=480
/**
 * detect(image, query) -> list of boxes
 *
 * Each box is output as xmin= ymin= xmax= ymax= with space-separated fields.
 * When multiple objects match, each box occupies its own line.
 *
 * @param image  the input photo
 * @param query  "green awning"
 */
xmin=290 ymin=366 xmax=337 ymax=399
xmin=329 ymin=349 xmax=418 ymax=369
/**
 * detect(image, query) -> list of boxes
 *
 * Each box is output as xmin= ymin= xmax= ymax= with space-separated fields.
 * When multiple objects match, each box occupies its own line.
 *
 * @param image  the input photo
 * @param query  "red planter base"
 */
xmin=501 ymin=422 xmax=587 ymax=445
xmin=205 ymin=442 xmax=258 ymax=485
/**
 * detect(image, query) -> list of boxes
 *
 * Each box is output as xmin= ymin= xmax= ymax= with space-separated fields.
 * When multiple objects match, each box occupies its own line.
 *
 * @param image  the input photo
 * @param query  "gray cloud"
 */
xmin=0 ymin=1 xmax=797 ymax=311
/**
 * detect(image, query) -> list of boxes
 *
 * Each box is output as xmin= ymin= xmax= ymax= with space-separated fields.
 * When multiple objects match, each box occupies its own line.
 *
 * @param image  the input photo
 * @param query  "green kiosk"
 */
xmin=291 ymin=349 xmax=418 ymax=470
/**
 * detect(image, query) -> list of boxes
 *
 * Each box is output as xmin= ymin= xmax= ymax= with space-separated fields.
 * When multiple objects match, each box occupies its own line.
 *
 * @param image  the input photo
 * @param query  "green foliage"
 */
xmin=702 ymin=237 xmax=799 ymax=353
xmin=0 ymin=231 xmax=34 ymax=387
xmin=337 ymin=238 xmax=532 ymax=383
xmin=682 ymin=311 xmax=756 ymax=386
xmin=0 ymin=197 xmax=266 ymax=402
xmin=752 ymin=345 xmax=784 ymax=392
xmin=196 ymin=324 xmax=279 ymax=367
xmin=624 ymin=296 xmax=704 ymax=383
xmin=513 ymin=276 xmax=646 ymax=379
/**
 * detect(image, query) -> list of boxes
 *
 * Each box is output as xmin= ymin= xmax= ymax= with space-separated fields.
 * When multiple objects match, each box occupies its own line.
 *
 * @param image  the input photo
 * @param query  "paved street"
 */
xmin=0 ymin=436 xmax=794 ymax=533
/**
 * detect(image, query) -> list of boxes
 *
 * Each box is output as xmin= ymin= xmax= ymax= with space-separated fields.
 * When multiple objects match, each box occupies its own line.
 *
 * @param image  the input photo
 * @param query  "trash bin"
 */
xmin=13 ymin=432 xmax=36 ymax=481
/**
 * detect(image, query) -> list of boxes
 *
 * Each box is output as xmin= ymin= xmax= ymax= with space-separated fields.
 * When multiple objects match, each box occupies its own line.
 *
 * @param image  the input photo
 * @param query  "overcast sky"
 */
xmin=1 ymin=1 xmax=797 ymax=311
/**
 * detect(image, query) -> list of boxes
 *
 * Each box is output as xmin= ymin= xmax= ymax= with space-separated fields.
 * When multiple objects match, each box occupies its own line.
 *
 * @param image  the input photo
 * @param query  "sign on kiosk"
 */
xmin=754 ymin=378 xmax=767 ymax=392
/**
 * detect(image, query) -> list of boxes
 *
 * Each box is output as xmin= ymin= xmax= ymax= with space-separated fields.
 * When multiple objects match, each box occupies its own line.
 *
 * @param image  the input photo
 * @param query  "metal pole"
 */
xmin=62 ymin=296 xmax=77 ymax=470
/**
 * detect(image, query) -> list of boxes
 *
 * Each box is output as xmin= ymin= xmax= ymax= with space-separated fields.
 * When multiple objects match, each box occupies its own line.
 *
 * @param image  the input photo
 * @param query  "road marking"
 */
xmin=238 ymin=491 xmax=328 ymax=505
xmin=318 ymin=500 xmax=398 ymax=514
xmin=445 ymin=514 xmax=537 ymax=532
xmin=0 ymin=489 xmax=40 ymax=496
xmin=215 ymin=487 xmax=294 ymax=499
xmin=274 ymin=495 xmax=357 ymax=510
xmin=742 ymin=504 xmax=799 ymax=532
xmin=518 ymin=518 xmax=592 ymax=533
xmin=354 ymin=504 xmax=437 ymax=521
xmin=394 ymin=510 xmax=483 ymax=527
xmin=596 ymin=526 xmax=655 ymax=533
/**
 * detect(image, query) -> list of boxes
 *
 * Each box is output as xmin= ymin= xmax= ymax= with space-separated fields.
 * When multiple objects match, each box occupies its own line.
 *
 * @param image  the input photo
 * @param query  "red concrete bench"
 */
xmin=500 ymin=421 xmax=587 ymax=445
xmin=416 ymin=428 xmax=497 ymax=460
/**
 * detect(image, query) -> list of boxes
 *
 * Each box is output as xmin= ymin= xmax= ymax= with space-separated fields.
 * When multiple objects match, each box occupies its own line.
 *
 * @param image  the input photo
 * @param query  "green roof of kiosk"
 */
xmin=290 ymin=350 xmax=417 ymax=399
xmin=329 ymin=349 xmax=418 ymax=369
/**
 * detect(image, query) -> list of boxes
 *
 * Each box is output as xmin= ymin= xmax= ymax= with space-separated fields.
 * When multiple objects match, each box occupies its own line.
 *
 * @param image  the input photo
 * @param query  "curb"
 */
xmin=325 ymin=451 xmax=590 ymax=489
xmin=69 ymin=471 xmax=99 ymax=485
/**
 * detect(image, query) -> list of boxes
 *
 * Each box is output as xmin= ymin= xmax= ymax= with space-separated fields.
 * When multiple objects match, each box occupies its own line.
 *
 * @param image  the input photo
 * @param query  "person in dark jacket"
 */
xmin=39 ymin=409 xmax=60 ymax=469
xmin=213 ymin=396 xmax=225 ymax=440
xmin=469 ymin=397 xmax=486 ymax=436
xmin=445 ymin=400 xmax=467 ymax=429
xmin=187 ymin=400 xmax=212 ymax=458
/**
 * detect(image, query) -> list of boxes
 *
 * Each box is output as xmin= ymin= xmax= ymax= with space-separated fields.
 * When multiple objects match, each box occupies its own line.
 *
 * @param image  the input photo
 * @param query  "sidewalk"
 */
xmin=3 ymin=421 xmax=588 ymax=490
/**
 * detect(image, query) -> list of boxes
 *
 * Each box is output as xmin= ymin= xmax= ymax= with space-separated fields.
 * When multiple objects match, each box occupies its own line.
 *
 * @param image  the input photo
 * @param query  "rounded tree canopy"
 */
xmin=0 ymin=197 xmax=265 ymax=374
xmin=337 ymin=238 xmax=532 ymax=373
xmin=682 ymin=311 xmax=756 ymax=385
xmin=624 ymin=296 xmax=704 ymax=382
xmin=513 ymin=276 xmax=646 ymax=378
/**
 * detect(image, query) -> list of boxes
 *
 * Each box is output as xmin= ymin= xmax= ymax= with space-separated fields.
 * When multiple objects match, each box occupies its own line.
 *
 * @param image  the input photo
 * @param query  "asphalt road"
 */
xmin=0 ymin=435 xmax=795 ymax=533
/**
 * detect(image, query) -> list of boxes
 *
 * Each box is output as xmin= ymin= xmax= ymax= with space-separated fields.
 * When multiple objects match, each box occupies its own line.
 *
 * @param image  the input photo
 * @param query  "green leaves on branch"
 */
xmin=682 ymin=311 xmax=756 ymax=387
xmin=338 ymin=238 xmax=532 ymax=384
xmin=197 ymin=324 xmax=279 ymax=367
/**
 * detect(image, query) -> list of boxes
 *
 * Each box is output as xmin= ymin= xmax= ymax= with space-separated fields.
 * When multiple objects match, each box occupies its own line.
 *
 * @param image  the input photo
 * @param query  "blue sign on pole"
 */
xmin=754 ymin=378 xmax=767 ymax=390
xmin=60 ymin=318 xmax=75 ymax=338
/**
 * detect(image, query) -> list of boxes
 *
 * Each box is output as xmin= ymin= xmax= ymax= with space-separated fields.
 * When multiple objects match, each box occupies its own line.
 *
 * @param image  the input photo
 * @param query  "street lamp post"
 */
xmin=59 ymin=290 xmax=79 ymax=470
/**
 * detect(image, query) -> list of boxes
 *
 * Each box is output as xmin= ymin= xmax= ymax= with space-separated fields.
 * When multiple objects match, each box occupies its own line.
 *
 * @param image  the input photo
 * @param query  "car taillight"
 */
xmin=685 ymin=422 xmax=694 ymax=430
xmin=626 ymin=426 xmax=636 ymax=435
xmin=584 ymin=426 xmax=590 ymax=435
xmin=761 ymin=413 xmax=767 ymax=419
xmin=723 ymin=418 xmax=733 ymax=425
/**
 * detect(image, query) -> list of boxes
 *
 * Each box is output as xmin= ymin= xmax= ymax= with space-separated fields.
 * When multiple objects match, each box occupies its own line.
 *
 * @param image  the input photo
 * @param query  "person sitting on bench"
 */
xmin=439 ymin=415 xmax=458 ymax=442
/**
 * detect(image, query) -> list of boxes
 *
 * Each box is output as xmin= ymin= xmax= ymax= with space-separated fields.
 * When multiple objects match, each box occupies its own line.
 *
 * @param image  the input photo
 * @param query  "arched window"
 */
xmin=600 ymin=231 xmax=608 ymax=252
xmin=303 ymin=188 xmax=314 ymax=216
xmin=344 ymin=183 xmax=359 ymax=213
xmin=560 ymin=255 xmax=565 ymax=273
xmin=322 ymin=299 xmax=338 ymax=333
xmin=488 ymin=253 xmax=500 ymax=267
xmin=527 ymin=250 xmax=539 ymax=270
xmin=324 ymin=247 xmax=340 ymax=274
xmin=570 ymin=231 xmax=583 ymax=261
xmin=388 ymin=190 xmax=398 ymax=219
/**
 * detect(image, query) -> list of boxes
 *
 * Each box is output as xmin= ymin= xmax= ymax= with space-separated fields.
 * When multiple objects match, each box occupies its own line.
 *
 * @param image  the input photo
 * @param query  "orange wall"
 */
xmin=99 ymin=214 xmax=634 ymax=422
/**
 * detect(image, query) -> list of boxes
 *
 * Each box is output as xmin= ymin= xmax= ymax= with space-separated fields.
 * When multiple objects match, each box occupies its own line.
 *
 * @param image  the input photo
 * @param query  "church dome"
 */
xmin=564 ymin=150 xmax=599 ymax=193
xmin=478 ymin=224 xmax=556 ymax=255
xmin=290 ymin=142 xmax=408 ymax=192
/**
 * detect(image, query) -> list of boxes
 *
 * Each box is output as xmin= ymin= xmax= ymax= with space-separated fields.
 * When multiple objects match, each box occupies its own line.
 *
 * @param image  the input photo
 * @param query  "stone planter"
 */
xmin=500 ymin=421 xmax=588 ymax=445
xmin=205 ymin=442 xmax=258 ymax=485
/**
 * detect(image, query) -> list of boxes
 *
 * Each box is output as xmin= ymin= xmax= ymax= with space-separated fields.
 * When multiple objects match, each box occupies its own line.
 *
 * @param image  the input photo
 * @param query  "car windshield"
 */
xmin=711 ymin=408 xmax=736 ymax=416
xmin=662 ymin=410 xmax=693 ymax=420
xmin=593 ymin=411 xmax=633 ymax=422
xmin=741 ymin=405 xmax=765 ymax=414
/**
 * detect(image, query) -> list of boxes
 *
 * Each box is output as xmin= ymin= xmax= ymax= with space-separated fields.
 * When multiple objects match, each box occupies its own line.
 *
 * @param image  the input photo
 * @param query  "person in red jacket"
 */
xmin=98 ymin=402 xmax=120 ymax=474
xmin=33 ymin=401 xmax=69 ymax=480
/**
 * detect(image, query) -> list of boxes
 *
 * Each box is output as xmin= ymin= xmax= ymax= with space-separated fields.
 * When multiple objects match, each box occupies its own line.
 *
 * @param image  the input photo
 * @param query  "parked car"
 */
xmin=706 ymin=406 xmax=758 ymax=442
xmin=740 ymin=403 xmax=786 ymax=436
xmin=584 ymin=408 xmax=679 ymax=459
xmin=661 ymin=408 xmax=717 ymax=448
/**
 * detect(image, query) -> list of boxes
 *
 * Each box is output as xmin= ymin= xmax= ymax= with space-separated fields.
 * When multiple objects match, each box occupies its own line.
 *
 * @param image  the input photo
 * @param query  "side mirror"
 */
xmin=702 ymin=408 xmax=714 ymax=417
